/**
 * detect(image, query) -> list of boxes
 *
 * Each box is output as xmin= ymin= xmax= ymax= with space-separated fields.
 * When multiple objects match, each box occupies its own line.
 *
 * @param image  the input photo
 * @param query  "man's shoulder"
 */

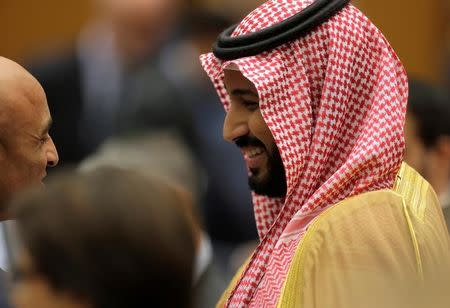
xmin=286 ymin=164 xmax=439 ymax=277
xmin=280 ymin=164 xmax=450 ymax=307
xmin=287 ymin=163 xmax=448 ymax=281
xmin=314 ymin=162 xmax=439 ymax=226
xmin=313 ymin=189 xmax=403 ymax=228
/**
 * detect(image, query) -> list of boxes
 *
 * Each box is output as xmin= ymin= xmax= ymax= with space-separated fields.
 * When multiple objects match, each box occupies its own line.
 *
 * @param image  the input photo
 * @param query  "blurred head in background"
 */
xmin=78 ymin=132 xmax=229 ymax=308
xmin=9 ymin=168 xmax=196 ymax=308
xmin=405 ymin=79 xmax=450 ymax=201
xmin=0 ymin=57 xmax=58 ymax=217
xmin=91 ymin=0 xmax=186 ymax=67
xmin=195 ymin=0 xmax=265 ymax=21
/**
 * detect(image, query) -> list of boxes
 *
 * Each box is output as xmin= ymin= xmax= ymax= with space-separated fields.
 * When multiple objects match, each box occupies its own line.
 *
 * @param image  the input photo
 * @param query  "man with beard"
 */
xmin=234 ymin=131 xmax=286 ymax=198
xmin=200 ymin=0 xmax=450 ymax=307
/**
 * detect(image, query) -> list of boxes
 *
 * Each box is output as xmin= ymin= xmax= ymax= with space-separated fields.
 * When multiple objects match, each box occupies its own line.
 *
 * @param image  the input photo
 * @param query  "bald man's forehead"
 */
xmin=0 ymin=58 xmax=47 ymax=108
xmin=0 ymin=57 xmax=50 ymax=139
xmin=0 ymin=57 xmax=33 ymax=80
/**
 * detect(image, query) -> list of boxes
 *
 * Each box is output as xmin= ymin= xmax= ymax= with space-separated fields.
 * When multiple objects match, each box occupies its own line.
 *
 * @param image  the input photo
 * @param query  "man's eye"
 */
xmin=242 ymin=100 xmax=259 ymax=110
xmin=40 ymin=136 xmax=49 ymax=145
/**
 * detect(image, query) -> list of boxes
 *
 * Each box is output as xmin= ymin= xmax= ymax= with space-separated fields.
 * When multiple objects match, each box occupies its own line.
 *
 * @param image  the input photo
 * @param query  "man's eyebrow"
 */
xmin=41 ymin=118 xmax=53 ymax=136
xmin=231 ymin=89 xmax=259 ymax=98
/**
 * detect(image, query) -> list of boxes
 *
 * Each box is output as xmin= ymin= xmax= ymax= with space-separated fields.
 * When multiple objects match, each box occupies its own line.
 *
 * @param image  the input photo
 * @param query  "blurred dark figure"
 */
xmin=7 ymin=168 xmax=196 ymax=308
xmin=405 ymin=79 xmax=450 ymax=227
xmin=27 ymin=0 xmax=195 ymax=166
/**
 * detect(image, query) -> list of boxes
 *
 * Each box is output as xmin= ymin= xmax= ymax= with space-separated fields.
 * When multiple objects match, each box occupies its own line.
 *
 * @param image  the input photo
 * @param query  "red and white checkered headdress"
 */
xmin=201 ymin=0 xmax=408 ymax=306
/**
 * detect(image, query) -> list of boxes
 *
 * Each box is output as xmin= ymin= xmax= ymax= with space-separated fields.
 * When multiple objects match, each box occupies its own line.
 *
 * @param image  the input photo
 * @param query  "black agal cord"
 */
xmin=213 ymin=0 xmax=351 ymax=60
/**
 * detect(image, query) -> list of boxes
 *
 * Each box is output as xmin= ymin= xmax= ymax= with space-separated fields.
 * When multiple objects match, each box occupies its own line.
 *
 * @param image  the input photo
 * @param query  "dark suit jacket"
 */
xmin=0 ymin=271 xmax=10 ymax=308
xmin=194 ymin=261 xmax=227 ymax=308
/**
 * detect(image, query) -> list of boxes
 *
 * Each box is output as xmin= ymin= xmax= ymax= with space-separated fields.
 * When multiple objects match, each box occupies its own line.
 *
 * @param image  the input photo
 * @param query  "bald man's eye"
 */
xmin=40 ymin=135 xmax=49 ymax=145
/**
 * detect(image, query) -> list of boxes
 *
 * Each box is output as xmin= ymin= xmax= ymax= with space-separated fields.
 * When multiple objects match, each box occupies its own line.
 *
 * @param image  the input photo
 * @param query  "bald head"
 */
xmin=0 ymin=56 xmax=36 ymax=79
xmin=0 ymin=57 xmax=47 ymax=133
xmin=0 ymin=57 xmax=58 ymax=217
xmin=0 ymin=57 xmax=46 ymax=114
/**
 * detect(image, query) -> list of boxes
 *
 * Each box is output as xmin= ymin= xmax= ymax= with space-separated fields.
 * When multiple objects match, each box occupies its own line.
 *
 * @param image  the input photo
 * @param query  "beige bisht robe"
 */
xmin=218 ymin=163 xmax=450 ymax=307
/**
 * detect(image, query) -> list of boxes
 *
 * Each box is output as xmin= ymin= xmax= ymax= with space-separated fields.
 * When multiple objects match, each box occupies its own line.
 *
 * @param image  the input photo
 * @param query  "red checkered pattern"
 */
xmin=200 ymin=0 xmax=408 ymax=306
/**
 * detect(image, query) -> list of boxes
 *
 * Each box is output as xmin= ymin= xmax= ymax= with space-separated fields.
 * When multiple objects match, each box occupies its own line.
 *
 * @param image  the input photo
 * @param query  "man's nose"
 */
xmin=46 ymin=137 xmax=59 ymax=167
xmin=223 ymin=107 xmax=249 ymax=142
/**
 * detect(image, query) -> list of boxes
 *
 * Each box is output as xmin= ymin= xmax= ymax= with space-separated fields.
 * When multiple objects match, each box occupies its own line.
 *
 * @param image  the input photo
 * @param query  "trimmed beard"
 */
xmin=235 ymin=135 xmax=287 ymax=198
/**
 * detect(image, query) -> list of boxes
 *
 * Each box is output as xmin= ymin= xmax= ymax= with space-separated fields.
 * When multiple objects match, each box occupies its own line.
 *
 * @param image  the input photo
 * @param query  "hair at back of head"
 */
xmin=9 ymin=167 xmax=195 ymax=308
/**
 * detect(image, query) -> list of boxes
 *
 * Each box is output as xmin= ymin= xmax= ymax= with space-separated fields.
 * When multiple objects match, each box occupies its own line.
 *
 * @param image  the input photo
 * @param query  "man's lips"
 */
xmin=241 ymin=146 xmax=266 ymax=169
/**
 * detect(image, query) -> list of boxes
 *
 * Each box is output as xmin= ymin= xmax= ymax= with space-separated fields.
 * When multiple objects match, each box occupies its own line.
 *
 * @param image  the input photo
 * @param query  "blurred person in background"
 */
xmin=8 ymin=168 xmax=196 ymax=308
xmin=0 ymin=57 xmax=59 ymax=308
xmin=79 ymin=131 xmax=227 ymax=308
xmin=405 ymin=79 xmax=450 ymax=228
xmin=28 ymin=0 xmax=195 ymax=166
xmin=195 ymin=0 xmax=266 ymax=21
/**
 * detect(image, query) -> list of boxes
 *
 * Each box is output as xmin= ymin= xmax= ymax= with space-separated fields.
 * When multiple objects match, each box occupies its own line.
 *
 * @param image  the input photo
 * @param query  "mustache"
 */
xmin=234 ymin=136 xmax=265 ymax=149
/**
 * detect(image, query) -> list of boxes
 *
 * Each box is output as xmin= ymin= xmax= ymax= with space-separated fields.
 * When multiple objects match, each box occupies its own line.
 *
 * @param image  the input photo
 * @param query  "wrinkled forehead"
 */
xmin=0 ymin=72 xmax=48 ymax=118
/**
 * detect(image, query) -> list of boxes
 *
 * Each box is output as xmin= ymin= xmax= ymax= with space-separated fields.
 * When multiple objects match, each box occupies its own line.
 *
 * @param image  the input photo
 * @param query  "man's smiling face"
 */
xmin=223 ymin=69 xmax=286 ymax=198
